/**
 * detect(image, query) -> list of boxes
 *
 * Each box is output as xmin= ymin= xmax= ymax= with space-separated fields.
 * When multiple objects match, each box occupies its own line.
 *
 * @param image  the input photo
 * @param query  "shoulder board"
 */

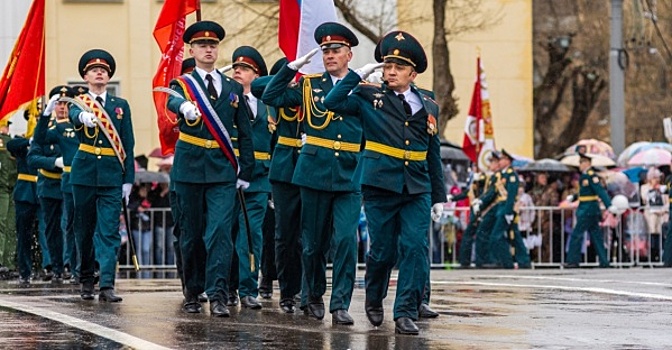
xmin=421 ymin=95 xmax=438 ymax=106
xmin=303 ymin=73 xmax=323 ymax=79
xmin=359 ymin=81 xmax=381 ymax=88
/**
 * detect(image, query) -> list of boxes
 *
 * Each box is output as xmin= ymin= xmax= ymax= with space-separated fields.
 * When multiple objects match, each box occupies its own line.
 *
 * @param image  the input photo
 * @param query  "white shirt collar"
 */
xmin=330 ymin=74 xmax=344 ymax=86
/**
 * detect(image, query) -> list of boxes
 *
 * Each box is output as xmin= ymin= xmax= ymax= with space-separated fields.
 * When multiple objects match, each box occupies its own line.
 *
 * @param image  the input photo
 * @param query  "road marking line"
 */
xmin=433 ymin=281 xmax=672 ymax=301
xmin=470 ymin=274 xmax=672 ymax=288
xmin=0 ymin=299 xmax=172 ymax=350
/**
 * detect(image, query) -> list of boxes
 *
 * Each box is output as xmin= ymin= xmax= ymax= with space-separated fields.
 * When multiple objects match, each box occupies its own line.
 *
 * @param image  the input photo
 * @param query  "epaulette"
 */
xmin=587 ymin=170 xmax=594 ymax=176
xmin=421 ymin=95 xmax=438 ymax=106
xmin=359 ymin=81 xmax=381 ymax=88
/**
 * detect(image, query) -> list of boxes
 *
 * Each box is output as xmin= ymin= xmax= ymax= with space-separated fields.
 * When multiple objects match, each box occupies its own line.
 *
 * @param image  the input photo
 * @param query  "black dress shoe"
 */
xmin=227 ymin=290 xmax=239 ymax=306
xmin=395 ymin=317 xmax=419 ymax=335
xmin=80 ymin=282 xmax=94 ymax=300
xmin=307 ymin=297 xmax=325 ymax=320
xmin=365 ymin=304 xmax=384 ymax=326
xmin=418 ymin=303 xmax=439 ymax=318
xmin=279 ymin=299 xmax=295 ymax=314
xmin=563 ymin=263 xmax=580 ymax=269
xmin=210 ymin=300 xmax=230 ymax=317
xmin=183 ymin=297 xmax=202 ymax=314
xmin=240 ymin=296 xmax=262 ymax=310
xmin=331 ymin=309 xmax=354 ymax=325
xmin=52 ymin=274 xmax=63 ymax=285
xmin=198 ymin=292 xmax=208 ymax=303
xmin=99 ymin=288 xmax=123 ymax=303
xmin=18 ymin=277 xmax=30 ymax=288
xmin=259 ymin=278 xmax=273 ymax=299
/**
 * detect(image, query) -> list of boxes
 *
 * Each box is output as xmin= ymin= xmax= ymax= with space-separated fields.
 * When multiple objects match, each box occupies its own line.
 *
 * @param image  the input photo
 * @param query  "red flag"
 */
xmin=0 ymin=0 xmax=45 ymax=121
xmin=278 ymin=0 xmax=301 ymax=61
xmin=152 ymin=0 xmax=200 ymax=156
xmin=462 ymin=58 xmax=482 ymax=163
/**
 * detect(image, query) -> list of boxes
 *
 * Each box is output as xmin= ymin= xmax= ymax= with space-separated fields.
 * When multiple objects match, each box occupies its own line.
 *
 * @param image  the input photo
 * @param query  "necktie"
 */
xmin=335 ymin=79 xmax=341 ymax=85
xmin=244 ymin=96 xmax=255 ymax=121
xmin=96 ymin=96 xmax=104 ymax=107
xmin=205 ymin=74 xmax=217 ymax=100
xmin=398 ymin=94 xmax=412 ymax=117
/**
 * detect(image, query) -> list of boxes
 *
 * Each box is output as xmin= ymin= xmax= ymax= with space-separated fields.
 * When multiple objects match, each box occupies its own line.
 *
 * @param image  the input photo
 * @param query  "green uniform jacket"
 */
xmin=27 ymin=140 xmax=62 ymax=200
xmin=323 ymin=70 xmax=445 ymax=203
xmin=233 ymin=96 xmax=274 ymax=193
xmin=252 ymin=75 xmax=301 ymax=184
xmin=262 ymin=65 xmax=362 ymax=192
xmin=496 ymin=167 xmax=519 ymax=216
xmin=167 ymin=71 xmax=254 ymax=183
xmin=34 ymin=115 xmax=80 ymax=194
xmin=478 ymin=172 xmax=502 ymax=210
xmin=7 ymin=137 xmax=37 ymax=204
xmin=0 ymin=134 xmax=17 ymax=193
xmin=68 ymin=94 xmax=135 ymax=186
xmin=453 ymin=172 xmax=487 ymax=202
xmin=577 ymin=169 xmax=612 ymax=216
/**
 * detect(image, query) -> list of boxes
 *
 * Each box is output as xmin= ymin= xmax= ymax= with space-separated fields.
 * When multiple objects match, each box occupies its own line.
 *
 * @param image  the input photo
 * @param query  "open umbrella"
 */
xmin=519 ymin=158 xmax=572 ymax=173
xmin=135 ymin=170 xmax=170 ymax=183
xmin=561 ymin=153 xmax=616 ymax=167
xmin=627 ymin=148 xmax=672 ymax=166
xmin=565 ymin=139 xmax=615 ymax=159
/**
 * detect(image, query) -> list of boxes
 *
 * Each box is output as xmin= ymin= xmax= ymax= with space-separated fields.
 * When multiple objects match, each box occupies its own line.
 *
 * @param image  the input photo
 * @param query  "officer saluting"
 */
xmin=324 ymin=31 xmax=446 ymax=335
xmin=263 ymin=22 xmax=362 ymax=325
xmin=166 ymin=21 xmax=255 ymax=317
xmin=565 ymin=153 xmax=617 ymax=268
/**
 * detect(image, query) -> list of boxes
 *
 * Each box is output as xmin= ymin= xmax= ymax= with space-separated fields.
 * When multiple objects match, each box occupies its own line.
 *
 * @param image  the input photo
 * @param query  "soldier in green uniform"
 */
xmin=0 ymin=120 xmax=17 ymax=273
xmin=166 ymin=21 xmax=255 ymax=317
xmin=485 ymin=150 xmax=530 ymax=268
xmin=262 ymin=22 xmax=362 ymax=325
xmin=7 ymin=136 xmax=38 ymax=285
xmin=35 ymin=86 xmax=85 ymax=284
xmin=663 ymin=172 xmax=672 ymax=267
xmin=471 ymin=151 xmax=502 ymax=267
xmin=252 ymin=57 xmax=305 ymax=313
xmin=69 ymin=49 xmax=135 ymax=302
xmin=229 ymin=45 xmax=273 ymax=310
xmin=448 ymin=167 xmax=488 ymax=267
xmin=565 ymin=153 xmax=617 ymax=268
xmin=324 ymin=30 xmax=446 ymax=335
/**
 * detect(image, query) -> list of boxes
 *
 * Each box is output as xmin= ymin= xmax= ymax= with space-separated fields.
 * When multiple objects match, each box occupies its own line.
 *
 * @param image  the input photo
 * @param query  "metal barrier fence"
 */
xmin=118 ymin=206 xmax=668 ymax=273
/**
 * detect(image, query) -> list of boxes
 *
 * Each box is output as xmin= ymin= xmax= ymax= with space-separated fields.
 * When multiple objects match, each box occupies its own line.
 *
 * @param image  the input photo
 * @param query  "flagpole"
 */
xmin=196 ymin=0 xmax=201 ymax=21
xmin=474 ymin=52 xmax=481 ymax=159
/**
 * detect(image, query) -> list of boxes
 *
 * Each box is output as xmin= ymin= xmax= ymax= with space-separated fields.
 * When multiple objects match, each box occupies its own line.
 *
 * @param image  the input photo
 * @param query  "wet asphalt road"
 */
xmin=1 ymin=268 xmax=671 ymax=349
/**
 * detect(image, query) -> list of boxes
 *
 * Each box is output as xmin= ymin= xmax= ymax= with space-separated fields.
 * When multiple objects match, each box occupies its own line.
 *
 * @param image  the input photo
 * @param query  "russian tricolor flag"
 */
xmin=278 ymin=0 xmax=337 ymax=75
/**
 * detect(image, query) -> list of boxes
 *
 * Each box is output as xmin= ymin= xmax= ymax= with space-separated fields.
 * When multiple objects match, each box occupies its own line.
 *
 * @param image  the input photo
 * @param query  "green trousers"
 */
xmin=236 ymin=191 xmax=268 ymax=298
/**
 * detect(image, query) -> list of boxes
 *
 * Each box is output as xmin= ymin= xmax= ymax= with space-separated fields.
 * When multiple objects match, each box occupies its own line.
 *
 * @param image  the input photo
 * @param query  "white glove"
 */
xmin=300 ymin=133 xmax=307 ymax=145
xmin=431 ymin=203 xmax=444 ymax=223
xmin=268 ymin=199 xmax=275 ymax=210
xmin=660 ymin=185 xmax=667 ymax=194
xmin=366 ymin=71 xmax=383 ymax=84
xmin=505 ymin=214 xmax=514 ymax=225
xmin=54 ymin=157 xmax=64 ymax=168
xmin=472 ymin=203 xmax=480 ymax=215
xmin=179 ymin=102 xmax=200 ymax=121
xmin=219 ymin=64 xmax=233 ymax=74
xmin=446 ymin=194 xmax=453 ymax=202
xmin=608 ymin=205 xmax=619 ymax=214
xmin=122 ymin=183 xmax=132 ymax=205
xmin=43 ymin=94 xmax=60 ymax=116
xmin=287 ymin=48 xmax=319 ymax=71
xmin=236 ymin=179 xmax=250 ymax=190
xmin=355 ymin=62 xmax=385 ymax=80
xmin=79 ymin=112 xmax=97 ymax=128
xmin=566 ymin=194 xmax=575 ymax=202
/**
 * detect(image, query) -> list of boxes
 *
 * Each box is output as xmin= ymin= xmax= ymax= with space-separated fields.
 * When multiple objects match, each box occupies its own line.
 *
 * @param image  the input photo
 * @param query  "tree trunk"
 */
xmin=432 ymin=0 xmax=459 ymax=134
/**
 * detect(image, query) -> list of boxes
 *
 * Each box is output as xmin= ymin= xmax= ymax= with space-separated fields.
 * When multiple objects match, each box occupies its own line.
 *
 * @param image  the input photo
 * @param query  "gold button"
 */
xmin=404 ymin=122 xmax=409 ymax=126
xmin=295 ymin=140 xmax=302 ymax=147
xmin=404 ymin=161 xmax=409 ymax=166
xmin=204 ymin=140 xmax=213 ymax=148
xmin=94 ymin=147 xmax=101 ymax=155
xmin=403 ymin=150 xmax=411 ymax=160
xmin=98 ymin=140 xmax=103 ymax=144
xmin=405 ymin=140 xmax=410 ymax=145
xmin=97 ymin=156 xmax=102 ymax=160
xmin=333 ymin=141 xmax=341 ymax=150
xmin=337 ymin=134 xmax=342 ymax=139
xmin=297 ymin=150 xmax=301 ymax=154
xmin=335 ymin=152 xmax=339 ymax=157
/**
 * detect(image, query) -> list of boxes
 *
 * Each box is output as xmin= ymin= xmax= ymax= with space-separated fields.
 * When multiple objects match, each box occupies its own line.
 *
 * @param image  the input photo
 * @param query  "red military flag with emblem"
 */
xmin=0 ymin=0 xmax=45 ymax=122
xmin=462 ymin=56 xmax=496 ymax=171
xmin=152 ymin=0 xmax=200 ymax=156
